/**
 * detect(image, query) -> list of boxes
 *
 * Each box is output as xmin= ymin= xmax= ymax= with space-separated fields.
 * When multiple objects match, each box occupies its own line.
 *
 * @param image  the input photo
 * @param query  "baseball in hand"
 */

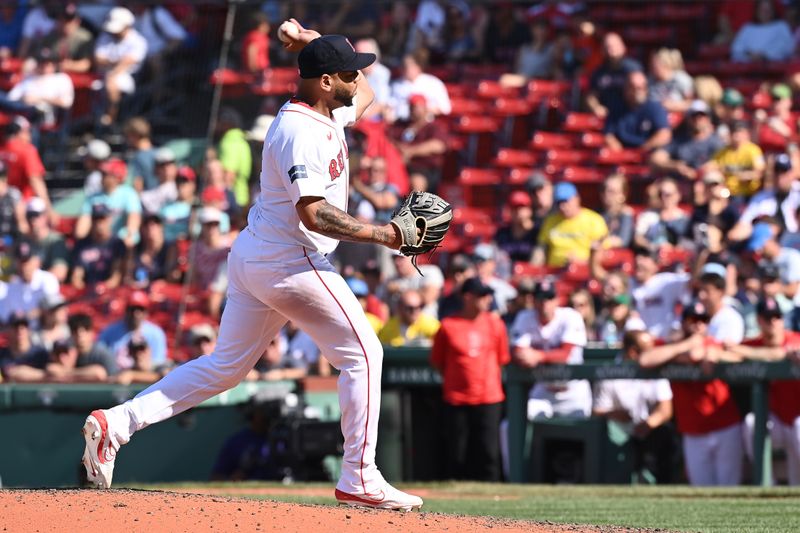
xmin=278 ymin=21 xmax=300 ymax=44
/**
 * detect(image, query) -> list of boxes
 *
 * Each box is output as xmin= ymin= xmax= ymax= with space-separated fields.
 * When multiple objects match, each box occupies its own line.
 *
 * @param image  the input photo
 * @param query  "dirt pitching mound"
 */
xmin=0 ymin=488 xmax=649 ymax=533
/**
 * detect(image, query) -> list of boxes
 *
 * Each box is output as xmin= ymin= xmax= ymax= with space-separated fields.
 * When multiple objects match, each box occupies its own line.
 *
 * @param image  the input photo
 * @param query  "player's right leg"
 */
xmin=712 ymin=423 xmax=743 ymax=486
xmin=81 ymin=232 xmax=286 ymax=488
xmin=261 ymin=249 xmax=422 ymax=511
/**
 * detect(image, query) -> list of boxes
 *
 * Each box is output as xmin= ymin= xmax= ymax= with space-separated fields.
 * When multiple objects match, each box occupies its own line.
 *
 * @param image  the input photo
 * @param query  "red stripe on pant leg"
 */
xmin=304 ymin=248 xmax=373 ymax=495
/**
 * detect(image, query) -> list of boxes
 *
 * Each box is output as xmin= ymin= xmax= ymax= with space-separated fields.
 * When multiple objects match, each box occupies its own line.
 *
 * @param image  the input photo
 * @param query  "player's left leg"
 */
xmin=263 ymin=249 xmax=422 ymax=510
xmin=784 ymin=417 xmax=800 ymax=485
xmin=713 ymin=423 xmax=744 ymax=486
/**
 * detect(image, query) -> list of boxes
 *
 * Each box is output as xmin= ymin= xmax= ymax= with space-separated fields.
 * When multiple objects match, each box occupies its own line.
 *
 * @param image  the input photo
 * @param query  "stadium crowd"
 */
xmin=2 ymin=0 xmax=800 ymax=486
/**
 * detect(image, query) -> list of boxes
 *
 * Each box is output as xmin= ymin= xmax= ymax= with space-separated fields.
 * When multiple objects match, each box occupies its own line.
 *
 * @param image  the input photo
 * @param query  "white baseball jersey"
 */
xmin=631 ymin=272 xmax=691 ymax=339
xmin=511 ymin=307 xmax=590 ymax=413
xmin=708 ymin=305 xmax=745 ymax=344
xmin=249 ymin=98 xmax=357 ymax=255
xmin=593 ymin=378 xmax=672 ymax=433
xmin=510 ymin=307 xmax=587 ymax=358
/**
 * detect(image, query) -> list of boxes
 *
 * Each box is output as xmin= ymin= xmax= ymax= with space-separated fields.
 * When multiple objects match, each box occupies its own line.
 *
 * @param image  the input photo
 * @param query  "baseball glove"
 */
xmin=390 ymin=191 xmax=453 ymax=273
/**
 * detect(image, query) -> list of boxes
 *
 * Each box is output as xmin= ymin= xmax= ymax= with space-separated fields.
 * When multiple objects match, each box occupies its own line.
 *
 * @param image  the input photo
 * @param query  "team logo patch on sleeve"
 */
xmin=288 ymin=165 xmax=308 ymax=183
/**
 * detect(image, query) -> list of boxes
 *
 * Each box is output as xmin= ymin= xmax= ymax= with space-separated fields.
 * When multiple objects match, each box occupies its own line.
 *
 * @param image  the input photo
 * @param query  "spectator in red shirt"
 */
xmin=390 ymin=94 xmax=447 ymax=193
xmin=430 ymin=277 xmax=510 ymax=481
xmin=240 ymin=12 xmax=270 ymax=80
xmin=0 ymin=117 xmax=51 ymax=216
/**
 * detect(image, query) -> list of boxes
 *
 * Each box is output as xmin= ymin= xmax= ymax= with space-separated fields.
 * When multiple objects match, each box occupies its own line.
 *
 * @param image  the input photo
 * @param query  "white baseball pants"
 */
xmin=106 ymin=229 xmax=385 ymax=494
xmin=682 ymin=423 xmax=743 ymax=486
xmin=743 ymin=412 xmax=800 ymax=485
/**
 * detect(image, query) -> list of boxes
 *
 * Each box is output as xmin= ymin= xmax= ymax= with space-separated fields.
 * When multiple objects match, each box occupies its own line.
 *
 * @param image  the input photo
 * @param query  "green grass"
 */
xmin=134 ymin=482 xmax=800 ymax=533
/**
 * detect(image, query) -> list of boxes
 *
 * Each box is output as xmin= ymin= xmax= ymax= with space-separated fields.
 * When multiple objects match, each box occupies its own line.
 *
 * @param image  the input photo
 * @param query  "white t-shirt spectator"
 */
xmin=632 ymin=272 xmax=691 ymax=339
xmin=738 ymin=185 xmax=800 ymax=233
xmin=390 ymin=73 xmax=452 ymax=120
xmin=8 ymin=72 xmax=74 ymax=127
xmin=731 ymin=20 xmax=795 ymax=62
xmin=0 ymin=270 xmax=60 ymax=324
xmin=593 ymin=378 xmax=673 ymax=434
xmin=134 ymin=7 xmax=187 ymax=57
xmin=95 ymin=29 xmax=148 ymax=75
xmin=708 ymin=306 xmax=745 ymax=344
xmin=140 ymin=181 xmax=177 ymax=214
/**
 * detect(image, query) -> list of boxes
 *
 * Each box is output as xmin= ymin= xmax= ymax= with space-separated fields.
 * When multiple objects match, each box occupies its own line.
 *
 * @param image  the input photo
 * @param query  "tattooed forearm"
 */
xmin=312 ymin=201 xmax=397 ymax=246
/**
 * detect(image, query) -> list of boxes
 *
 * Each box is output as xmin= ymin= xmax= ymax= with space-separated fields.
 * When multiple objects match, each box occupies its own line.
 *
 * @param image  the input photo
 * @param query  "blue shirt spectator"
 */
xmin=588 ymin=32 xmax=642 ymax=117
xmin=605 ymin=72 xmax=671 ymax=150
xmin=98 ymin=291 xmax=168 ymax=370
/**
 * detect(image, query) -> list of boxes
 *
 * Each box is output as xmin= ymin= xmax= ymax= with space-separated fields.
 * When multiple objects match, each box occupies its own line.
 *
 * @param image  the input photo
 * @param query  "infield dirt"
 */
xmin=0 ymin=488 xmax=658 ymax=532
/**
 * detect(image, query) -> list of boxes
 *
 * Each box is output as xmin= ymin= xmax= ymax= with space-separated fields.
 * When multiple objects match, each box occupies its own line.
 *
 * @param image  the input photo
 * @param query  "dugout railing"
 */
xmin=380 ymin=347 xmax=797 ymax=486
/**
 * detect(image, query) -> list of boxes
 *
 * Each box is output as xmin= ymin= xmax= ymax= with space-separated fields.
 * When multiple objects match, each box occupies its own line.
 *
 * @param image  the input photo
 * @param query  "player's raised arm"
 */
xmin=296 ymin=196 xmax=401 ymax=249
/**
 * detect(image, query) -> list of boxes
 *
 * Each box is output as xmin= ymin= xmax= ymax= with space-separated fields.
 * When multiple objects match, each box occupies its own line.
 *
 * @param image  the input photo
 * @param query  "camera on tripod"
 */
xmin=248 ymin=389 xmax=343 ymax=482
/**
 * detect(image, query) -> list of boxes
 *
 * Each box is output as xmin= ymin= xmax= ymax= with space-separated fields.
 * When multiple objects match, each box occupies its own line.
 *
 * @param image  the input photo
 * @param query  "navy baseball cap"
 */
xmin=533 ymin=279 xmax=557 ymax=300
xmin=775 ymin=153 xmax=793 ymax=173
xmin=682 ymin=300 xmax=710 ymax=321
xmin=298 ymin=35 xmax=375 ymax=79
xmin=461 ymin=277 xmax=493 ymax=296
xmin=756 ymin=297 xmax=783 ymax=319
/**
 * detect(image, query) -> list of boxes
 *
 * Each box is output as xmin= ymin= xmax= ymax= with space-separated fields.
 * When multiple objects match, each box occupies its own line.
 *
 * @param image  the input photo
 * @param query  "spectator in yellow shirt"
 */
xmin=708 ymin=120 xmax=765 ymax=198
xmin=533 ymin=182 xmax=609 ymax=268
xmin=379 ymin=290 xmax=440 ymax=347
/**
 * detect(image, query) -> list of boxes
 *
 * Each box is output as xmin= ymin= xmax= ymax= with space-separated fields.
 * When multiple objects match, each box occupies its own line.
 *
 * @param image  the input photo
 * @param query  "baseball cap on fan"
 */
xmin=103 ymin=7 xmax=134 ymax=34
xmin=297 ymin=35 xmax=376 ymax=79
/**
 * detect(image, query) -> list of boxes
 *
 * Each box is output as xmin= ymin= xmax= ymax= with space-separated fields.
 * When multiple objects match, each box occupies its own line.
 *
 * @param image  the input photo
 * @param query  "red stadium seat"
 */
xmin=527 ymin=79 xmax=572 ymax=105
xmin=600 ymin=248 xmax=634 ymax=274
xmin=531 ymin=132 xmax=577 ymax=150
xmin=458 ymin=168 xmax=504 ymax=208
xmin=445 ymin=82 xmax=469 ymax=98
xmin=545 ymin=149 xmax=594 ymax=166
xmin=580 ymin=132 xmax=605 ymax=149
xmin=750 ymin=91 xmax=772 ymax=110
xmin=507 ymin=167 xmax=536 ymax=186
xmin=658 ymin=247 xmax=693 ymax=269
xmin=564 ymin=262 xmax=590 ymax=283
xmin=661 ymin=3 xmax=708 ymax=21
xmin=449 ymin=97 xmax=486 ymax=116
xmin=477 ymin=80 xmax=520 ymax=100
xmin=596 ymin=148 xmax=643 ymax=166
xmin=561 ymin=166 xmax=604 ymax=183
xmin=562 ymin=112 xmax=603 ymax=133
xmin=493 ymin=148 xmax=538 ymax=168
xmin=512 ymin=262 xmax=555 ymax=279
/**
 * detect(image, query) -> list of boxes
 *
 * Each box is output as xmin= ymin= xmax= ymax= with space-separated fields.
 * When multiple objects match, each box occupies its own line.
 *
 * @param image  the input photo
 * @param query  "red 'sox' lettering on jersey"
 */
xmin=329 ymin=149 xmax=345 ymax=180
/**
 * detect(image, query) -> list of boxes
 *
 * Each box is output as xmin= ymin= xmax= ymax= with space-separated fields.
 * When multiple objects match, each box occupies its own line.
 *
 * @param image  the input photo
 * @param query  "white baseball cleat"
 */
xmin=81 ymin=409 xmax=119 ymax=489
xmin=335 ymin=484 xmax=423 ymax=512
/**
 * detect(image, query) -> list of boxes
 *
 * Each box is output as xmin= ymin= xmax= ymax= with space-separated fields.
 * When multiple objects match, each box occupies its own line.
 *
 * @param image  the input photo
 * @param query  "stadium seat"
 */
xmin=562 ymin=112 xmax=603 ymax=133
xmin=450 ymin=97 xmax=486 ymax=116
xmin=512 ymin=262 xmax=556 ymax=279
xmin=661 ymin=3 xmax=708 ymax=21
xmin=531 ymin=132 xmax=577 ymax=150
xmin=458 ymin=167 xmax=504 ymax=208
xmin=477 ymin=80 xmax=520 ymax=100
xmin=493 ymin=148 xmax=537 ymax=168
xmin=527 ymin=79 xmax=572 ymax=105
xmin=564 ymin=262 xmax=590 ymax=283
xmin=580 ymin=132 xmax=605 ymax=149
xmin=494 ymin=98 xmax=533 ymax=147
xmin=658 ymin=247 xmax=692 ymax=269
xmin=545 ymin=149 xmax=594 ymax=166
xmin=561 ymin=166 xmax=604 ymax=183
xmin=507 ymin=167 xmax=536 ymax=186
xmin=600 ymin=248 xmax=634 ymax=274
xmin=457 ymin=116 xmax=502 ymax=166
xmin=596 ymin=148 xmax=643 ymax=166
